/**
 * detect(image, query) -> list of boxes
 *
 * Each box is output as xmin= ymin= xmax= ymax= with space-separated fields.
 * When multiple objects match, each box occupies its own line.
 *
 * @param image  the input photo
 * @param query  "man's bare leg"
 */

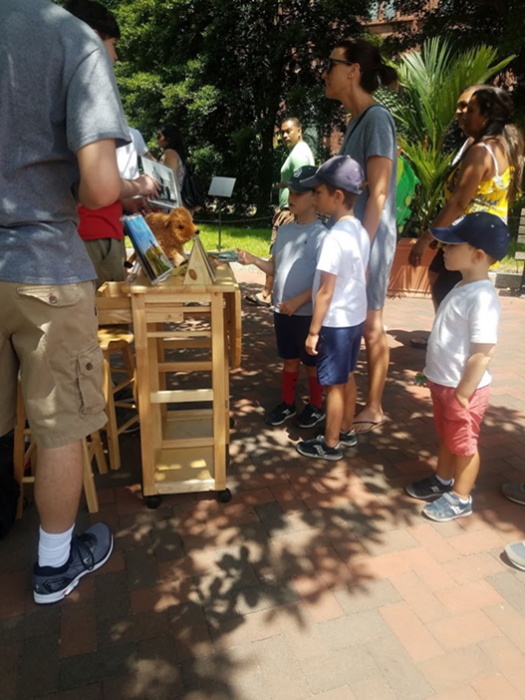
xmin=353 ymin=308 xmax=388 ymax=433
xmin=35 ymin=441 xmax=83 ymax=534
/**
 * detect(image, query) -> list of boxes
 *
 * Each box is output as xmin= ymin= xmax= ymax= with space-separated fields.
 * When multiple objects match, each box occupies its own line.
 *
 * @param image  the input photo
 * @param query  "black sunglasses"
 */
xmin=324 ymin=58 xmax=355 ymax=73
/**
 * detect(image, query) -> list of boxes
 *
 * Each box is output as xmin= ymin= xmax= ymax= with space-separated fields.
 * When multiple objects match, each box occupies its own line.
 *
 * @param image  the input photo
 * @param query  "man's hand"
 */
xmin=135 ymin=174 xmax=160 ymax=198
xmin=305 ymin=332 xmax=319 ymax=356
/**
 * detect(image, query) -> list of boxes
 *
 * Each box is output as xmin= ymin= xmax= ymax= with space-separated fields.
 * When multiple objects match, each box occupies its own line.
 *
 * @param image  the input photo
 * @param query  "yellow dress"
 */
xmin=444 ymin=142 xmax=510 ymax=223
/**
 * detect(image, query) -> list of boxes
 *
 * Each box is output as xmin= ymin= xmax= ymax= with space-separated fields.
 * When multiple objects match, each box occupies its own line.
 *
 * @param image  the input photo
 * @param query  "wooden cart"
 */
xmin=96 ymin=261 xmax=241 ymax=507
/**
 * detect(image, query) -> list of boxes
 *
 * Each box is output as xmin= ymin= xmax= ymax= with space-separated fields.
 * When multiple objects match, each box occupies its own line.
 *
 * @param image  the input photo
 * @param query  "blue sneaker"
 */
xmin=422 ymin=492 xmax=472 ymax=522
xmin=339 ymin=429 xmax=357 ymax=447
xmin=406 ymin=475 xmax=453 ymax=500
xmin=33 ymin=523 xmax=114 ymax=604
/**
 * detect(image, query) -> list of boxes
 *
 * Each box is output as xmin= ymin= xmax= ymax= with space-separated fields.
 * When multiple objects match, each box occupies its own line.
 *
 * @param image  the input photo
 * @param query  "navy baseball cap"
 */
xmin=278 ymin=165 xmax=318 ymax=193
xmin=300 ymin=155 xmax=366 ymax=195
xmin=430 ymin=212 xmax=510 ymax=261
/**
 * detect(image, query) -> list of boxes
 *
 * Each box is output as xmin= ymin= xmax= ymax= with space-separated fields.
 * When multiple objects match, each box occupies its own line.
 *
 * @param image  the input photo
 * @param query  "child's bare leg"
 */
xmin=451 ymin=452 xmax=480 ymax=500
xmin=283 ymin=359 xmax=300 ymax=373
xmin=341 ymin=372 xmax=356 ymax=433
xmin=435 ymin=440 xmax=456 ymax=482
xmin=325 ymin=384 xmax=344 ymax=447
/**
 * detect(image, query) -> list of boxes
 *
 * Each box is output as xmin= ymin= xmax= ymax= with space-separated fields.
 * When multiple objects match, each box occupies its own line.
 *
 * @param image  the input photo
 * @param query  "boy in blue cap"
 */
xmin=296 ymin=156 xmax=370 ymax=460
xmin=238 ymin=166 xmax=327 ymax=428
xmin=406 ymin=212 xmax=510 ymax=521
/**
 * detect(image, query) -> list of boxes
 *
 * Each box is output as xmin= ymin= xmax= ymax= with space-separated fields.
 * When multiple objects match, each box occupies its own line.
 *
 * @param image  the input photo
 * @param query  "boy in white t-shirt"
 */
xmin=237 ymin=166 xmax=327 ymax=429
xmin=406 ymin=212 xmax=510 ymax=521
xmin=296 ymin=156 xmax=370 ymax=461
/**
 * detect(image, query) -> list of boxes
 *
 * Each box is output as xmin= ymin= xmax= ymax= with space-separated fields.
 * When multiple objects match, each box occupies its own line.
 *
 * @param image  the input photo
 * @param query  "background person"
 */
xmin=246 ymin=117 xmax=315 ymax=307
xmin=323 ymin=38 xmax=398 ymax=435
xmin=157 ymin=123 xmax=188 ymax=199
xmin=409 ymin=86 xmax=524 ymax=307
xmin=66 ymin=0 xmax=159 ymax=288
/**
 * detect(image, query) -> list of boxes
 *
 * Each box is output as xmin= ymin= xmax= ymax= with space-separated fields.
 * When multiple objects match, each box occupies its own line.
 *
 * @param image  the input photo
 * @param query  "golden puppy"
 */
xmin=145 ymin=207 xmax=199 ymax=267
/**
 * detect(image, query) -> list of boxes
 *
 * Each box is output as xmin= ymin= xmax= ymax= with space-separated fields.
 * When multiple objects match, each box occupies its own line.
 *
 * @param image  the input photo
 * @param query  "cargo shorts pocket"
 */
xmin=16 ymin=284 xmax=80 ymax=307
xmin=77 ymin=344 xmax=105 ymax=416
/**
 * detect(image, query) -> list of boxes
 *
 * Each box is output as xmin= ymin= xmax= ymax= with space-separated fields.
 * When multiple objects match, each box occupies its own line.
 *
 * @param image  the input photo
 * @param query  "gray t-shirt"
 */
xmin=272 ymin=220 xmax=326 ymax=316
xmin=0 ymin=0 xmax=131 ymax=285
xmin=339 ymin=105 xmax=397 ymax=309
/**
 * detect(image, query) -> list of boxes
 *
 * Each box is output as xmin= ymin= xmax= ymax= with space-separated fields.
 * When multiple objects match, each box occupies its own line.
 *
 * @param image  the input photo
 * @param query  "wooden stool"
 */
xmin=98 ymin=327 xmax=139 ymax=471
xmin=13 ymin=383 xmax=107 ymax=519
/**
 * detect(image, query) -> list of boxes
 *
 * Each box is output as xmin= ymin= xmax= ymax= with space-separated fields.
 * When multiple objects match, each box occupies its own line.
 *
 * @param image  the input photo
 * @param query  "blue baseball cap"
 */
xmin=278 ymin=165 xmax=318 ymax=193
xmin=430 ymin=212 xmax=510 ymax=261
xmin=300 ymin=155 xmax=366 ymax=195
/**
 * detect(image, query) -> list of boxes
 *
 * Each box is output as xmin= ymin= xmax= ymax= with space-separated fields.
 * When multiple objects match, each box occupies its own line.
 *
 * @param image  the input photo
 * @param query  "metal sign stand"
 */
xmin=208 ymin=177 xmax=236 ymax=251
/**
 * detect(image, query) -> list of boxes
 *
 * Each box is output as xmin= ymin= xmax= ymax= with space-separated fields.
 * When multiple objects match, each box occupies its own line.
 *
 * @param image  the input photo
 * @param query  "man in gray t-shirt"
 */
xmin=0 ymin=0 xmax=150 ymax=603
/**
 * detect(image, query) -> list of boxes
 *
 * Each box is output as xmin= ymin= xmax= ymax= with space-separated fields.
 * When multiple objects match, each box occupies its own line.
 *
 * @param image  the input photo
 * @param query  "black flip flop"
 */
xmin=245 ymin=293 xmax=271 ymax=307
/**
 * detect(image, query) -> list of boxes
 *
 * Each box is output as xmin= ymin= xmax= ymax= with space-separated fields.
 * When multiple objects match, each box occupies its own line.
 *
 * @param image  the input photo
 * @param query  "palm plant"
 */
xmin=377 ymin=38 xmax=515 ymax=234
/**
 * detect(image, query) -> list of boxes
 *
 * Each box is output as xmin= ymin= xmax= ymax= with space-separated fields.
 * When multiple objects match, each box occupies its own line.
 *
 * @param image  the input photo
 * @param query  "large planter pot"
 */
xmin=387 ymin=238 xmax=435 ymax=298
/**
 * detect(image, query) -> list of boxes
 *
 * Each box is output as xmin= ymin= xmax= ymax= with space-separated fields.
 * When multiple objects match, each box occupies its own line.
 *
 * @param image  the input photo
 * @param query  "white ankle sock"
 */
xmin=38 ymin=524 xmax=75 ymax=569
xmin=436 ymin=475 xmax=453 ymax=486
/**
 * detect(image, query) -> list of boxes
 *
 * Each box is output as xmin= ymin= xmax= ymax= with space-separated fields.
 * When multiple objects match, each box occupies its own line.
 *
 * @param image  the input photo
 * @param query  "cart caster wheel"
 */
xmin=218 ymin=488 xmax=232 ymax=504
xmin=144 ymin=495 xmax=162 ymax=509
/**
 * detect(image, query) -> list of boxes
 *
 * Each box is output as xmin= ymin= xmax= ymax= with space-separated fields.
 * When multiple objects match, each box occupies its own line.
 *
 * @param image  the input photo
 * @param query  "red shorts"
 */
xmin=428 ymin=381 xmax=490 ymax=457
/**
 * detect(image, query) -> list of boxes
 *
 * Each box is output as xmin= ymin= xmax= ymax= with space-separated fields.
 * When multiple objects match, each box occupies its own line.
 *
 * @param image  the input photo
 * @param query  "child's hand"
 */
xmin=278 ymin=298 xmax=301 ymax=316
xmin=305 ymin=332 xmax=319 ymax=356
xmin=454 ymin=390 xmax=469 ymax=408
xmin=236 ymin=249 xmax=255 ymax=266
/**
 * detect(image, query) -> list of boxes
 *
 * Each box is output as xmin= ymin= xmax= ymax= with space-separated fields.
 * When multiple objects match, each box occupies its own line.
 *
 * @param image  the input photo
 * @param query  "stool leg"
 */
xmin=91 ymin=430 xmax=108 ymax=475
xmin=82 ymin=439 xmax=99 ymax=514
xmin=102 ymin=349 xmax=121 ymax=471
xmin=13 ymin=386 xmax=27 ymax=519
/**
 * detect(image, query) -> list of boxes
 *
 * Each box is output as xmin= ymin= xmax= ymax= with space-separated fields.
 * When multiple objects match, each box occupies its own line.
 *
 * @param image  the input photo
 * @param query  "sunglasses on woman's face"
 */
xmin=324 ymin=58 xmax=355 ymax=73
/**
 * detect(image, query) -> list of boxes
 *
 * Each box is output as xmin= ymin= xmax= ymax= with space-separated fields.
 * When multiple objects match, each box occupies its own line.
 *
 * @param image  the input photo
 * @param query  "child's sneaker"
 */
xmin=504 ymin=540 xmax=525 ymax=571
xmin=339 ymin=429 xmax=357 ymax=447
xmin=296 ymin=404 xmax=325 ymax=429
xmin=265 ymin=401 xmax=296 ymax=426
xmin=422 ymin=492 xmax=472 ymax=522
xmin=405 ymin=475 xmax=453 ymax=500
xmin=296 ymin=436 xmax=342 ymax=461
xmin=33 ymin=523 xmax=114 ymax=604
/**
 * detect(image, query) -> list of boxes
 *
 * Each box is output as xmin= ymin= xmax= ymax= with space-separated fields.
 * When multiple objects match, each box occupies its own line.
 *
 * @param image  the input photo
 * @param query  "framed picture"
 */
xmin=122 ymin=214 xmax=174 ymax=285
xmin=141 ymin=158 xmax=182 ymax=208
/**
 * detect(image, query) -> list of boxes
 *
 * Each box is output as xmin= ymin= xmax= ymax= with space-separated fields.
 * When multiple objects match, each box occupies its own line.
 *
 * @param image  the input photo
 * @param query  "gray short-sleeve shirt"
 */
xmin=339 ymin=105 xmax=397 ymax=310
xmin=0 ymin=0 xmax=131 ymax=285
xmin=272 ymin=220 xmax=326 ymax=316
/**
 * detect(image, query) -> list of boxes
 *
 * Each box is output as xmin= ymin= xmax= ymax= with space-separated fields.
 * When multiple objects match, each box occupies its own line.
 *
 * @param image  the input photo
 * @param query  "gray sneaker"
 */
xmin=504 ymin=540 xmax=525 ymax=571
xmin=33 ymin=523 xmax=114 ymax=604
xmin=339 ymin=429 xmax=357 ymax=447
xmin=502 ymin=482 xmax=525 ymax=506
xmin=422 ymin=492 xmax=472 ymax=522
xmin=406 ymin=475 xmax=453 ymax=500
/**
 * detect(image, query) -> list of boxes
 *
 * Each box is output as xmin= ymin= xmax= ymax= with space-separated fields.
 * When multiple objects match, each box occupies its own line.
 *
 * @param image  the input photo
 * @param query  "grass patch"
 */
xmin=126 ymin=223 xmax=271 ymax=258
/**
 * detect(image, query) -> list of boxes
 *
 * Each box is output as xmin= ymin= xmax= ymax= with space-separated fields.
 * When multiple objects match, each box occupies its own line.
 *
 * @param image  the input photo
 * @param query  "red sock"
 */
xmin=307 ymin=374 xmax=323 ymax=409
xmin=282 ymin=370 xmax=299 ymax=406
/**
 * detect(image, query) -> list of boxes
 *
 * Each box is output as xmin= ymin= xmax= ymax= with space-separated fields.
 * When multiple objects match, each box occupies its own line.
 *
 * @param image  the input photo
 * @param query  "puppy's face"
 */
xmin=166 ymin=208 xmax=199 ymax=242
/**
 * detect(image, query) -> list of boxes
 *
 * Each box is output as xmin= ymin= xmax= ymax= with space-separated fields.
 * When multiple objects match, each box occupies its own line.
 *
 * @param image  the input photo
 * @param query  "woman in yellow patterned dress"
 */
xmin=410 ymin=87 xmax=524 ymax=307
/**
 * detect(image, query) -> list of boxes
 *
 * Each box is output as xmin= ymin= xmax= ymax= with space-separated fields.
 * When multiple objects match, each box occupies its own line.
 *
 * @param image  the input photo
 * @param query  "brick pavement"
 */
xmin=1 ymin=268 xmax=524 ymax=700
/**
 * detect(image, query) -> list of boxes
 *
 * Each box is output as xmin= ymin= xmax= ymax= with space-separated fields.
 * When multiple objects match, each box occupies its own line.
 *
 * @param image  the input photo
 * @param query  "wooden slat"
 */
xmin=211 ymin=291 xmax=227 ymax=490
xmin=162 ymin=437 xmax=215 ymax=449
xmin=158 ymin=361 xmax=212 ymax=372
xmin=146 ymin=330 xmax=211 ymax=338
xmin=151 ymin=389 xmax=213 ymax=404
xmin=163 ymin=338 xmax=211 ymax=350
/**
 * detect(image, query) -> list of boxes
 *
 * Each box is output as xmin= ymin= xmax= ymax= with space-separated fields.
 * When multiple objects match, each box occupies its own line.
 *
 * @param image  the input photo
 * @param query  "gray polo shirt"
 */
xmin=0 ymin=0 xmax=131 ymax=285
xmin=272 ymin=220 xmax=326 ymax=316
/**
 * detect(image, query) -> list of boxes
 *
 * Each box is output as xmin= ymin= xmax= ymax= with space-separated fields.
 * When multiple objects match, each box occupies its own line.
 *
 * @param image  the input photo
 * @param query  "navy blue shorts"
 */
xmin=273 ymin=312 xmax=317 ymax=367
xmin=317 ymin=323 xmax=364 ymax=386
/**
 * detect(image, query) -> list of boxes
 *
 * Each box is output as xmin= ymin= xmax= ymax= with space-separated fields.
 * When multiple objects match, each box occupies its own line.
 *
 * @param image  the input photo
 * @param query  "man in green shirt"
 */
xmin=246 ymin=117 xmax=315 ymax=306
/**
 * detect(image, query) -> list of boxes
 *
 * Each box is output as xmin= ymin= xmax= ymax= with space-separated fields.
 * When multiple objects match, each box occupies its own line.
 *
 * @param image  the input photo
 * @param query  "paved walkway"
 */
xmin=1 ymin=268 xmax=525 ymax=700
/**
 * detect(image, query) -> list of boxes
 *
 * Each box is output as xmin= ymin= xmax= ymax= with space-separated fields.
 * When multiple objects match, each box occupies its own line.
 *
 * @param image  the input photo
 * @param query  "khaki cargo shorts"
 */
xmin=0 ymin=281 xmax=107 ymax=448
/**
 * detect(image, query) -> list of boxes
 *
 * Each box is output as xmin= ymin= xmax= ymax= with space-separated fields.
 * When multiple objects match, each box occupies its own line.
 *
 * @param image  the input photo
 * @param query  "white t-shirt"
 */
xmin=117 ymin=127 xmax=149 ymax=180
xmin=312 ymin=217 xmax=370 ymax=328
xmin=424 ymin=279 xmax=500 ymax=389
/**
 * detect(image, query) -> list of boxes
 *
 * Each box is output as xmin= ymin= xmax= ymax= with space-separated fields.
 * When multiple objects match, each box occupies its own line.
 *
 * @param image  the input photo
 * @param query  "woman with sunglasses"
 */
xmin=323 ymin=38 xmax=398 ymax=435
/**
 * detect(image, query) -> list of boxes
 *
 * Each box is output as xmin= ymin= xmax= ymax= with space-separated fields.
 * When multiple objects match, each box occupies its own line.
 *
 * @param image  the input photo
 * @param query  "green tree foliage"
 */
xmin=377 ymin=38 xmax=514 ymax=233
xmin=106 ymin=0 xmax=372 ymax=213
